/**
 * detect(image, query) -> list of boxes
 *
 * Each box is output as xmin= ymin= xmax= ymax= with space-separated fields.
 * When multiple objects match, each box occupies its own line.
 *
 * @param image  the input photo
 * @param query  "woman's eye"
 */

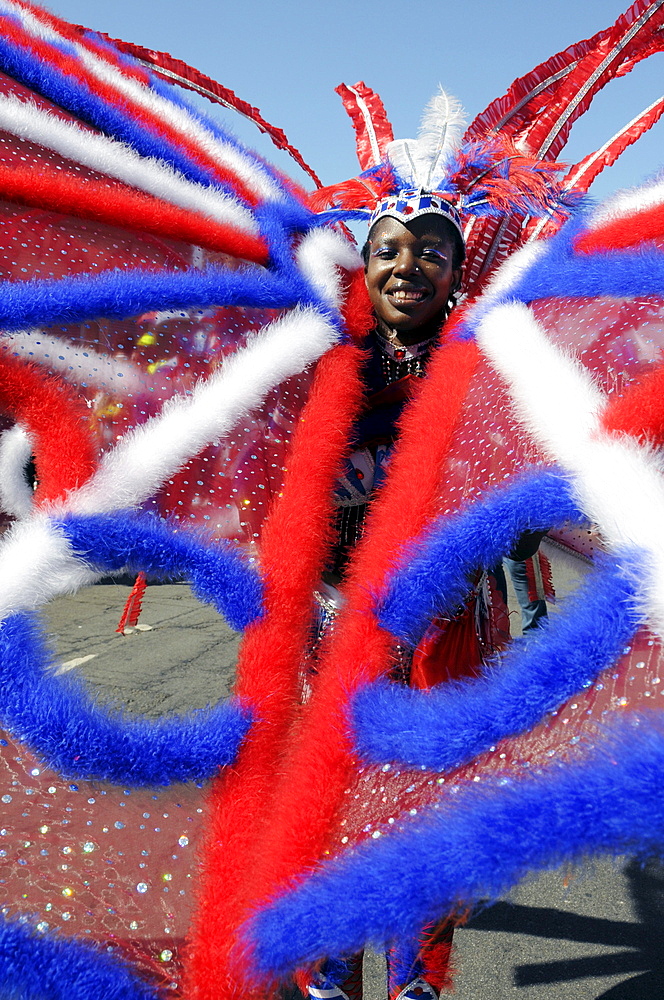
xmin=422 ymin=249 xmax=448 ymax=263
xmin=371 ymin=247 xmax=397 ymax=260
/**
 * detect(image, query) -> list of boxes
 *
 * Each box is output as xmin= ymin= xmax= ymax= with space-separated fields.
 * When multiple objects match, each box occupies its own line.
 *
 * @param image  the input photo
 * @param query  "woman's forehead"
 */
xmin=368 ymin=215 xmax=454 ymax=246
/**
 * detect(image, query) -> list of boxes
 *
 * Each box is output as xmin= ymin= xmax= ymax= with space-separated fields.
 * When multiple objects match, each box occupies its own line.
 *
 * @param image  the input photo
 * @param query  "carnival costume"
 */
xmin=0 ymin=2 xmax=663 ymax=999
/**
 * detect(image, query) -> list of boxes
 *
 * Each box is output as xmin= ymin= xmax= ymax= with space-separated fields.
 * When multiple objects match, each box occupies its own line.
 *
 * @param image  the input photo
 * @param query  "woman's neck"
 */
xmin=375 ymin=314 xmax=445 ymax=347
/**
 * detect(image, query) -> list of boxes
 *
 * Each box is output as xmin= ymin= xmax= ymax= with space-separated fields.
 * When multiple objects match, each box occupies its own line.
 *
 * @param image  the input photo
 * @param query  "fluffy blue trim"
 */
xmin=503 ymin=213 xmax=664 ymax=303
xmin=243 ymin=714 xmax=664 ymax=979
xmin=0 ymin=915 xmax=156 ymax=999
xmin=59 ymin=512 xmax=263 ymax=632
xmin=0 ymin=262 xmax=319 ymax=332
xmin=0 ymin=25 xmax=229 ymax=194
xmin=378 ymin=468 xmax=584 ymax=644
xmin=354 ymin=551 xmax=641 ymax=771
xmin=0 ymin=612 xmax=250 ymax=785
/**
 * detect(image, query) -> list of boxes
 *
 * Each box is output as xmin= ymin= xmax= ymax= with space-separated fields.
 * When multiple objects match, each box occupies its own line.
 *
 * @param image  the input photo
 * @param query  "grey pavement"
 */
xmin=39 ymin=544 xmax=663 ymax=999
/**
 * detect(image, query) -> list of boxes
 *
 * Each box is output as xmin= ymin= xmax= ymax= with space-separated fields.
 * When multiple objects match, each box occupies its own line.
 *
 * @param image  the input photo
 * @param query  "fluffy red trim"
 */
xmin=239 ymin=339 xmax=479 ymax=911
xmin=0 ymin=351 xmax=97 ymax=504
xmin=575 ymin=203 xmax=664 ymax=254
xmin=0 ymin=162 xmax=268 ymax=263
xmin=184 ymin=271 xmax=371 ymax=999
xmin=10 ymin=0 xmax=152 ymax=85
xmin=340 ymin=267 xmax=375 ymax=342
xmin=601 ymin=360 xmax=664 ymax=447
xmin=1 ymin=17 xmax=261 ymax=207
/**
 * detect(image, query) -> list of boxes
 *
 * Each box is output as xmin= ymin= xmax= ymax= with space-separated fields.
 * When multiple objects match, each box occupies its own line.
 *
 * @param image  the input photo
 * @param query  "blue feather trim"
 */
xmin=59 ymin=512 xmax=263 ymax=632
xmin=504 ymin=214 xmax=664 ymax=303
xmin=243 ymin=714 xmax=664 ymax=979
xmin=0 ymin=914 xmax=156 ymax=999
xmin=354 ymin=551 xmax=641 ymax=771
xmin=0 ymin=612 xmax=250 ymax=785
xmin=378 ymin=468 xmax=584 ymax=645
xmin=0 ymin=262 xmax=319 ymax=332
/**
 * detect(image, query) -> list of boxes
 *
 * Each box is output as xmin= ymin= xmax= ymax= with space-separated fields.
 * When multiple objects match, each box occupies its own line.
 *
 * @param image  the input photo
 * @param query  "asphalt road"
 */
xmin=37 ymin=541 xmax=663 ymax=1000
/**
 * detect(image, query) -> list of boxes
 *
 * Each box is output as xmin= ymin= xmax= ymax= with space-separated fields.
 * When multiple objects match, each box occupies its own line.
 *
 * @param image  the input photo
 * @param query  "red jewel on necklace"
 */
xmin=394 ymin=349 xmax=406 ymax=360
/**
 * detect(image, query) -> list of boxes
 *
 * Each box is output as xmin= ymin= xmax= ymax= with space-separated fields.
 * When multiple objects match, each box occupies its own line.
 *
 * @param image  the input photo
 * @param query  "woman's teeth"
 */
xmin=390 ymin=289 xmax=425 ymax=302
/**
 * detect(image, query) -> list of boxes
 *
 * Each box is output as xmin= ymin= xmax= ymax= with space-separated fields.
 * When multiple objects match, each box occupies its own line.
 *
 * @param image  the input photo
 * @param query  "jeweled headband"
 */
xmin=369 ymin=188 xmax=465 ymax=245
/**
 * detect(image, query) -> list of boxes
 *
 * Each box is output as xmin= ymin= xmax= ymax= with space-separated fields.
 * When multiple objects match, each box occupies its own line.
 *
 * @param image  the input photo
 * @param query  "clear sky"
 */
xmin=39 ymin=0 xmax=664 ymax=203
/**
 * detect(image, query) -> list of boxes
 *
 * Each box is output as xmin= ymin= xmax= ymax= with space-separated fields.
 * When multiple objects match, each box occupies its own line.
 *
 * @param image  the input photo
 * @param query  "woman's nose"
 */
xmin=393 ymin=250 xmax=418 ymax=276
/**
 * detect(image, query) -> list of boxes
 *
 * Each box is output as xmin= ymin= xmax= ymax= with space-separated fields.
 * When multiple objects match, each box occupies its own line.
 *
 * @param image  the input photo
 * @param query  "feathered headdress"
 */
xmin=309 ymin=84 xmax=573 ymax=291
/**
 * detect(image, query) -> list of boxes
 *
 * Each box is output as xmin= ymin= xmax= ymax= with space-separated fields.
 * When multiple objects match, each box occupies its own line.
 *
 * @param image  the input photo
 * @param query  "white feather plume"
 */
xmin=386 ymin=87 xmax=466 ymax=189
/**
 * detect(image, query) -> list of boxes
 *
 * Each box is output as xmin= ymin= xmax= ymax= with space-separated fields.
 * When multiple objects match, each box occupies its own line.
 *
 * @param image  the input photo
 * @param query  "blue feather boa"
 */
xmin=0 ymin=611 xmax=250 ymax=785
xmin=243 ymin=714 xmax=664 ymax=980
xmin=378 ymin=468 xmax=584 ymax=644
xmin=500 ymin=214 xmax=664 ymax=304
xmin=354 ymin=551 xmax=641 ymax=770
xmin=0 ymin=914 xmax=156 ymax=999
xmin=0 ymin=261 xmax=321 ymax=332
xmin=59 ymin=512 xmax=263 ymax=632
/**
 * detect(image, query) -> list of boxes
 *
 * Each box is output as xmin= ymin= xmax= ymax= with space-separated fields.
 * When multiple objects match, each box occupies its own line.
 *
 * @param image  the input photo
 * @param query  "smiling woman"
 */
xmin=364 ymin=214 xmax=462 ymax=342
xmin=308 ymin=189 xmax=513 ymax=1000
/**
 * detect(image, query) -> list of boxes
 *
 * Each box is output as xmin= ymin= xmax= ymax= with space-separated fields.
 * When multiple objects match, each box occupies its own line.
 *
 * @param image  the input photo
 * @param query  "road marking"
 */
xmin=55 ymin=653 xmax=97 ymax=675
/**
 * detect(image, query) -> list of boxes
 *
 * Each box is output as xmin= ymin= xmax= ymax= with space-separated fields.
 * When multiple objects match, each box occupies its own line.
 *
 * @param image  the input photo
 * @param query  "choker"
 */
xmin=374 ymin=330 xmax=437 ymax=384
xmin=374 ymin=330 xmax=438 ymax=362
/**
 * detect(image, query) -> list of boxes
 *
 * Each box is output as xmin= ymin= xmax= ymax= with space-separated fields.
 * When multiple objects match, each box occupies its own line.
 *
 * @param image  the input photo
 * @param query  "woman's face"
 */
xmin=364 ymin=215 xmax=461 ymax=337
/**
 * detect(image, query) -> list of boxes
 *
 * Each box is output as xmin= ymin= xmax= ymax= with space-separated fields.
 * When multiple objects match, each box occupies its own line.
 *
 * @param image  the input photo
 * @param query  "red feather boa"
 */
xmin=184 ymin=271 xmax=371 ymax=999
xmin=0 ymin=161 xmax=268 ymax=264
xmin=0 ymin=351 xmax=97 ymax=504
xmin=185 ymin=279 xmax=479 ymax=994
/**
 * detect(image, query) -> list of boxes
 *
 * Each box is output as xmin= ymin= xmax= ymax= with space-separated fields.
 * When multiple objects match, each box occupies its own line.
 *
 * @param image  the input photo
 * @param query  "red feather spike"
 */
xmin=336 ymin=82 xmax=395 ymax=171
xmin=466 ymin=0 xmax=664 ymax=160
xmin=116 ymin=572 xmax=148 ymax=634
xmin=562 ymin=95 xmax=664 ymax=198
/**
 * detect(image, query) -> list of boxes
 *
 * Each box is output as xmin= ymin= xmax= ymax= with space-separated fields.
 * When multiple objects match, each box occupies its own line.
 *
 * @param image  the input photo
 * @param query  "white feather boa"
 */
xmin=0 ymin=0 xmax=283 ymax=204
xmin=477 ymin=300 xmax=664 ymax=634
xmin=0 ymin=93 xmax=258 ymax=234
xmin=0 ymin=424 xmax=34 ymax=518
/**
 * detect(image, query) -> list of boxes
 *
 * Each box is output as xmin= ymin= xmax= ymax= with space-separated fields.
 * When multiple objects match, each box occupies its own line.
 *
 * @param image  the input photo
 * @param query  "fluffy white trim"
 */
xmin=0 ymin=516 xmax=100 ymax=620
xmin=295 ymin=229 xmax=361 ymax=308
xmin=476 ymin=241 xmax=547 ymax=305
xmin=0 ymin=93 xmax=257 ymax=234
xmin=0 ymin=0 xmax=282 ymax=205
xmin=588 ymin=174 xmax=664 ymax=229
xmin=3 ymin=331 xmax=157 ymax=396
xmin=477 ymin=300 xmax=664 ymax=633
xmin=0 ymin=424 xmax=34 ymax=518
xmin=67 ymin=304 xmax=340 ymax=514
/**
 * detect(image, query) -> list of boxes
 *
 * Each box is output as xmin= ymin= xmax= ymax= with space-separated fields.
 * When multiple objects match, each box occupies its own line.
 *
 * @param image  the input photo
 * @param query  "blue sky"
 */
xmin=43 ymin=0 xmax=663 ymax=203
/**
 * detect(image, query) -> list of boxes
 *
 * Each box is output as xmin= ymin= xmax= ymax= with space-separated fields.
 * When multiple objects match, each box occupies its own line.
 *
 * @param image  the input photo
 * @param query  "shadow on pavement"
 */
xmin=466 ymin=859 xmax=664 ymax=997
